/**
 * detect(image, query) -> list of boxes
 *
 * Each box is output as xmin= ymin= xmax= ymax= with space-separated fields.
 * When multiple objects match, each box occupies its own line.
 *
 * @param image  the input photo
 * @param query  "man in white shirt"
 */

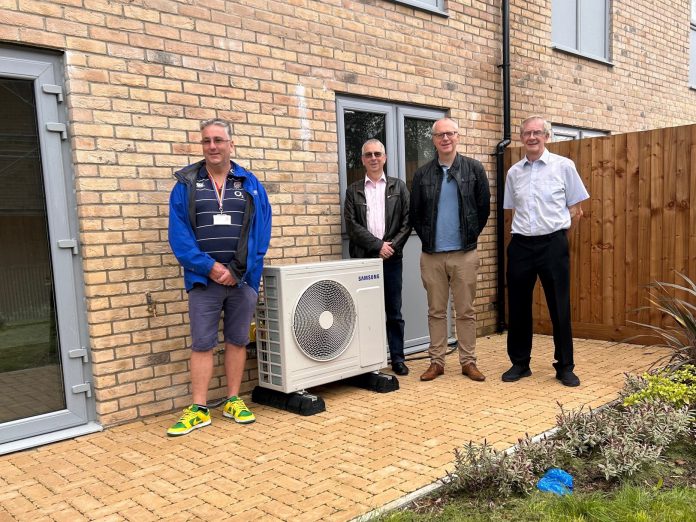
xmin=502 ymin=116 xmax=589 ymax=387
xmin=344 ymin=139 xmax=412 ymax=375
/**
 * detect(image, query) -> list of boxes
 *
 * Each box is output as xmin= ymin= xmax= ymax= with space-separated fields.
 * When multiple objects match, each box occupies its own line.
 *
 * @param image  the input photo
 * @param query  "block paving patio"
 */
xmin=0 ymin=334 xmax=664 ymax=521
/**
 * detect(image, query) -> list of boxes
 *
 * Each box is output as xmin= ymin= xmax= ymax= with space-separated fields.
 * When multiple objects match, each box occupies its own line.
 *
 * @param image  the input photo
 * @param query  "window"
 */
xmin=389 ymin=0 xmax=445 ymax=16
xmin=690 ymin=1 xmax=696 ymax=86
xmin=552 ymin=124 xmax=608 ymax=142
xmin=552 ymin=0 xmax=610 ymax=62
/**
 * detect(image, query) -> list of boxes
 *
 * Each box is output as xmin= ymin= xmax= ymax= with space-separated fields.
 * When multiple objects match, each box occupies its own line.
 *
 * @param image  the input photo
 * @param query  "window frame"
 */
xmin=0 ymin=43 xmax=98 ymax=453
xmin=552 ymin=124 xmax=608 ymax=142
xmin=389 ymin=0 xmax=447 ymax=17
xmin=551 ymin=0 xmax=612 ymax=64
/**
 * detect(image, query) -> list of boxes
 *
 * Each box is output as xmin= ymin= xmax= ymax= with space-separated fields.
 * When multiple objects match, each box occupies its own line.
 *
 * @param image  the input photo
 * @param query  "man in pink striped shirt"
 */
xmin=344 ymin=139 xmax=412 ymax=375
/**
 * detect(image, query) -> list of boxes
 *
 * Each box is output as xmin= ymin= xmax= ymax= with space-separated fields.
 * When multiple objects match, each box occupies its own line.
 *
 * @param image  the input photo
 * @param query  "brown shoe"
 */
xmin=462 ymin=363 xmax=486 ymax=382
xmin=420 ymin=363 xmax=444 ymax=381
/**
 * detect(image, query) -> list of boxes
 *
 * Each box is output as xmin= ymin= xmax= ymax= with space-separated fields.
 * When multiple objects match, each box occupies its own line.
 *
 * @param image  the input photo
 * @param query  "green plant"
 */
xmin=554 ymin=404 xmax=622 ymax=456
xmin=553 ymin=400 xmax=691 ymax=481
xmin=445 ymin=380 xmax=693 ymax=500
xmin=444 ymin=440 xmax=537 ymax=498
xmin=597 ymin=435 xmax=662 ymax=480
xmin=515 ymin=434 xmax=573 ymax=475
xmin=623 ymin=365 xmax=696 ymax=409
xmin=631 ymin=273 xmax=696 ymax=370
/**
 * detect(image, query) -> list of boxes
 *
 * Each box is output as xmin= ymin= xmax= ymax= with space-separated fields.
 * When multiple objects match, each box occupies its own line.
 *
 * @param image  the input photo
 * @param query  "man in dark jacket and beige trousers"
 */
xmin=410 ymin=118 xmax=491 ymax=382
xmin=344 ymin=139 xmax=412 ymax=375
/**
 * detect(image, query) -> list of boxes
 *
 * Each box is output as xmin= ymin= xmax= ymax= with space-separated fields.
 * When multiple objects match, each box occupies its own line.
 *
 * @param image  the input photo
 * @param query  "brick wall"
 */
xmin=509 ymin=0 xmax=696 ymax=136
xmin=2 ymin=0 xmax=693 ymax=426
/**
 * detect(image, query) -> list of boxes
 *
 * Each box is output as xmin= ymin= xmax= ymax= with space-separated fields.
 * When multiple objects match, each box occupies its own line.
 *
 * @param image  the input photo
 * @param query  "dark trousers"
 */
xmin=383 ymin=257 xmax=405 ymax=363
xmin=506 ymin=230 xmax=574 ymax=372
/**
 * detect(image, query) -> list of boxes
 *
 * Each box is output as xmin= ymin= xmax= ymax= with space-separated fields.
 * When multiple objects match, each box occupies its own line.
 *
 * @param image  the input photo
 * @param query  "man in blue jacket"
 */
xmin=167 ymin=118 xmax=272 ymax=436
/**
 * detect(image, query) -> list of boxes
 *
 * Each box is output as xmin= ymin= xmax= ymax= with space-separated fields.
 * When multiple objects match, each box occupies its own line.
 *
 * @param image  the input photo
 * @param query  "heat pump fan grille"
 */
xmin=293 ymin=280 xmax=357 ymax=361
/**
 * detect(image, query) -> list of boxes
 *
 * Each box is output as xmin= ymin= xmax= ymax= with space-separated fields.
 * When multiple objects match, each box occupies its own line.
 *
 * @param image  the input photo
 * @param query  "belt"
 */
xmin=512 ymin=229 xmax=567 ymax=242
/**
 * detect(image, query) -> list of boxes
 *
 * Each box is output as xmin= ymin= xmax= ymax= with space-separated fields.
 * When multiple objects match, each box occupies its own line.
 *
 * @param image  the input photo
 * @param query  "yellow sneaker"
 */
xmin=166 ymin=405 xmax=211 ymax=436
xmin=222 ymin=396 xmax=256 ymax=424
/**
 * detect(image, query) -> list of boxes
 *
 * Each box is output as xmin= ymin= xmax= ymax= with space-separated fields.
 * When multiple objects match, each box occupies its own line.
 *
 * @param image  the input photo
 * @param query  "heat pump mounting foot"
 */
xmin=252 ymin=386 xmax=326 ymax=416
xmin=344 ymin=371 xmax=400 ymax=393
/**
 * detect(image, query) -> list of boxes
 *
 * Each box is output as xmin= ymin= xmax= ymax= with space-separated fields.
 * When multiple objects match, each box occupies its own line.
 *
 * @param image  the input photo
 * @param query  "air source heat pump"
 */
xmin=255 ymin=258 xmax=387 ymax=394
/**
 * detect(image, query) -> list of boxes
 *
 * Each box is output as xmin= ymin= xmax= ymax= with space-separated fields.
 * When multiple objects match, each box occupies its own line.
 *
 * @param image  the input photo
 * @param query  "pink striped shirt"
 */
xmin=364 ymin=173 xmax=386 ymax=240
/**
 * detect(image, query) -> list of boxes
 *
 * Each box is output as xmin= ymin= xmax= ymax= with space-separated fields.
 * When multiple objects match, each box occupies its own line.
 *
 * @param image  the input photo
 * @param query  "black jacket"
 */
xmin=344 ymin=176 xmax=412 ymax=260
xmin=409 ymin=154 xmax=490 ymax=254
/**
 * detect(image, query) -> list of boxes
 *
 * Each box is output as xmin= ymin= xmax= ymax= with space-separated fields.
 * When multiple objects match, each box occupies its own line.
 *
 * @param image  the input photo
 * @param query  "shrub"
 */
xmin=596 ymin=402 xmax=691 ymax=480
xmin=623 ymin=365 xmax=696 ymax=409
xmin=515 ymin=433 xmax=573 ymax=475
xmin=445 ymin=440 xmax=537 ymax=497
xmin=446 ymin=395 xmax=692 ymax=498
xmin=555 ymin=400 xmax=691 ymax=480
xmin=554 ymin=404 xmax=620 ymax=456
xmin=631 ymin=273 xmax=696 ymax=370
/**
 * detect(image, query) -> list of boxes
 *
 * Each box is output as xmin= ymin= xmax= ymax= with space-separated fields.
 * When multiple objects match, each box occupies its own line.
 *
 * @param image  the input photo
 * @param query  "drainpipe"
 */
xmin=495 ymin=0 xmax=511 ymax=333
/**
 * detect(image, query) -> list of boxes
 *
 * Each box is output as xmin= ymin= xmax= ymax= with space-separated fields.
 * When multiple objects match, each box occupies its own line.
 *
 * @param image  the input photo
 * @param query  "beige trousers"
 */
xmin=420 ymin=249 xmax=479 ymax=368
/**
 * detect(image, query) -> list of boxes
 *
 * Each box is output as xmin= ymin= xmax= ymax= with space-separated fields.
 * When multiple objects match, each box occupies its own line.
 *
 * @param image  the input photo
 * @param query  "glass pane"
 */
xmin=551 ymin=0 xmax=578 ymax=49
xmin=0 ymin=78 xmax=65 ymax=423
xmin=404 ymin=117 xmax=437 ymax=189
xmin=579 ymin=0 xmax=608 ymax=59
xmin=343 ymin=110 xmax=386 ymax=187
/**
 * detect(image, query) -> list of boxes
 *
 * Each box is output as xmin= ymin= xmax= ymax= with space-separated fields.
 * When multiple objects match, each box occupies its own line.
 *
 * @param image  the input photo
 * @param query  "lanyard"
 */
xmin=208 ymin=172 xmax=226 ymax=213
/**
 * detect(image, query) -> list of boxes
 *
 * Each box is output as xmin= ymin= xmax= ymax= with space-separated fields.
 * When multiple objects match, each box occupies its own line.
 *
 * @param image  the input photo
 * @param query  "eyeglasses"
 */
xmin=362 ymin=151 xmax=384 ymax=158
xmin=521 ymin=130 xmax=546 ymax=138
xmin=200 ymin=138 xmax=230 ymax=146
xmin=432 ymin=131 xmax=458 ymax=140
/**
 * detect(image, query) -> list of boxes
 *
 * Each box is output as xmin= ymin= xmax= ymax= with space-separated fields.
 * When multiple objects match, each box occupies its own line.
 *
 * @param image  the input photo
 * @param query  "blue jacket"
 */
xmin=168 ymin=160 xmax=272 ymax=292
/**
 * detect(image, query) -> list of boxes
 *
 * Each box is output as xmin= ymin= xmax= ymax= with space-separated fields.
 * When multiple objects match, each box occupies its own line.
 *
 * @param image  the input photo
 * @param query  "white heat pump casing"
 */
xmin=255 ymin=258 xmax=387 ymax=393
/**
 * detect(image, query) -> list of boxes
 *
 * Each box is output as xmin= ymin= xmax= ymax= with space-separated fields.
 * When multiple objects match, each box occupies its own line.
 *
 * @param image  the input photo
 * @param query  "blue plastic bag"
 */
xmin=537 ymin=468 xmax=574 ymax=495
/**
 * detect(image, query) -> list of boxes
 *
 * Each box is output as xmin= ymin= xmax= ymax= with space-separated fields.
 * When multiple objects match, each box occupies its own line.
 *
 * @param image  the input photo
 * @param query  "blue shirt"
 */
xmin=434 ymin=166 xmax=463 ymax=252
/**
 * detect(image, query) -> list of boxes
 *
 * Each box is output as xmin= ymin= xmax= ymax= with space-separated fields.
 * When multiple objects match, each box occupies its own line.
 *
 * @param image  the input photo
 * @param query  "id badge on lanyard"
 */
xmin=210 ymin=173 xmax=232 ymax=226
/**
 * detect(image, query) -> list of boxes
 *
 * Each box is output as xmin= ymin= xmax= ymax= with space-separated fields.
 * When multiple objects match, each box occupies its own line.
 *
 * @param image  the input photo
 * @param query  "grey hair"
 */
xmin=431 ymin=118 xmax=459 ymax=135
xmin=520 ymin=116 xmax=553 ymax=138
xmin=200 ymin=118 xmax=232 ymax=138
xmin=361 ymin=138 xmax=386 ymax=155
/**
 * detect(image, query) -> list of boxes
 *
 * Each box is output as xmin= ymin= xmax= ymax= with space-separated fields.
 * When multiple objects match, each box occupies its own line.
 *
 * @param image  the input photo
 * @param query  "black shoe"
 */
xmin=556 ymin=371 xmax=580 ymax=387
xmin=501 ymin=364 xmax=532 ymax=382
xmin=392 ymin=362 xmax=409 ymax=376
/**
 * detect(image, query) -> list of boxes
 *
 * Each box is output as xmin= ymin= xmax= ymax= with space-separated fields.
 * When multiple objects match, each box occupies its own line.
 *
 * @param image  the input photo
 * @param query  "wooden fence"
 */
xmin=504 ymin=123 xmax=696 ymax=342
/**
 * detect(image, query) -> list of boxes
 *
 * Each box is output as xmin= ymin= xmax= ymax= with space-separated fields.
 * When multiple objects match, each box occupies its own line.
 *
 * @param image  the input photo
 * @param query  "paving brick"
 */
xmin=0 ymin=336 xmax=667 ymax=520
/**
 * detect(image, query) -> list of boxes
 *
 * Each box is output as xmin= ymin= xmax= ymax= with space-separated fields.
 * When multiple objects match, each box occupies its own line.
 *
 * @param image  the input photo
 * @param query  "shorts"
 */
xmin=188 ymin=281 xmax=258 ymax=351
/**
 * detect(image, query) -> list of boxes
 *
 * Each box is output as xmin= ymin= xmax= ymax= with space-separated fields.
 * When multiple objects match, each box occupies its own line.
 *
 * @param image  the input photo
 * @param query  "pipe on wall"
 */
xmin=495 ymin=0 xmax=511 ymax=333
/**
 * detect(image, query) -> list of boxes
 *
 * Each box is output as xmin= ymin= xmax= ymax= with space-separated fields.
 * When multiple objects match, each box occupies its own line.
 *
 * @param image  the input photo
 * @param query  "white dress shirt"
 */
xmin=504 ymin=148 xmax=589 ymax=236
